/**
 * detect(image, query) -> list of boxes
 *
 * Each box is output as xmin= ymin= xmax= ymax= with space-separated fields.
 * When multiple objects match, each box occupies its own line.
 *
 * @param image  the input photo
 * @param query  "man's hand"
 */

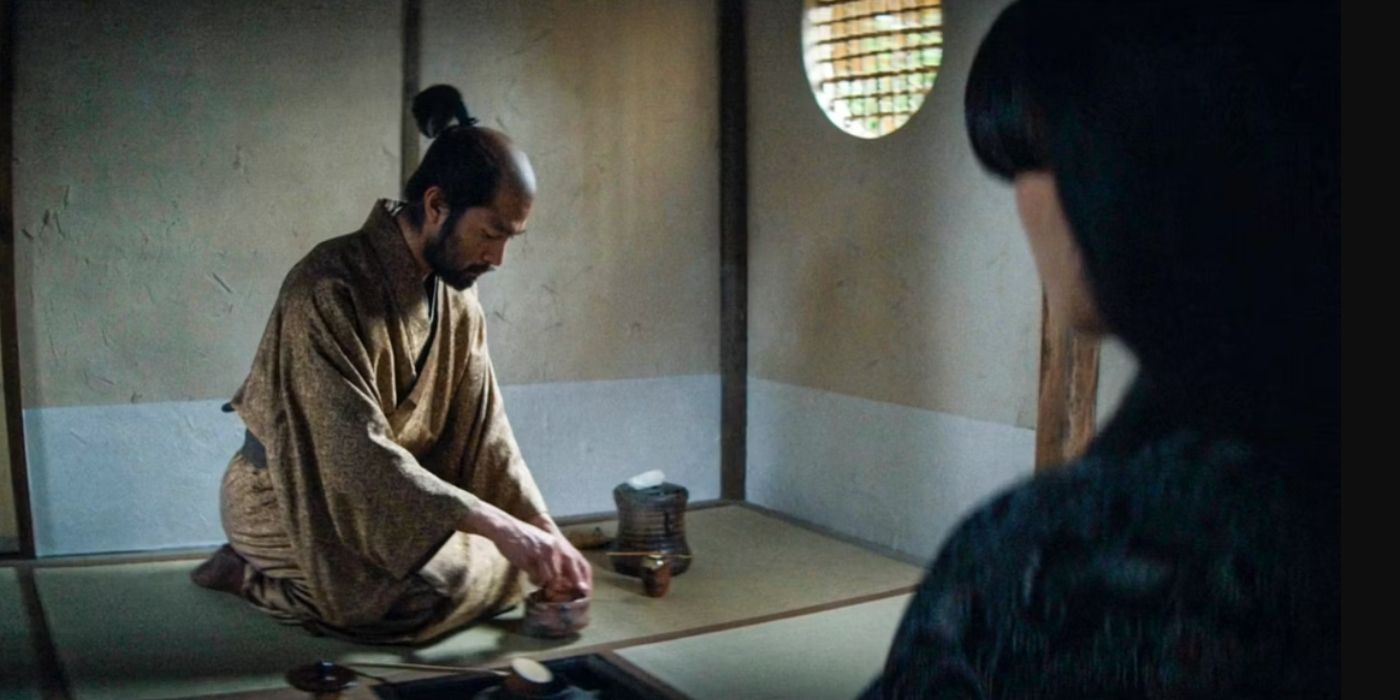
xmin=459 ymin=502 xmax=593 ymax=599
xmin=530 ymin=515 xmax=594 ymax=602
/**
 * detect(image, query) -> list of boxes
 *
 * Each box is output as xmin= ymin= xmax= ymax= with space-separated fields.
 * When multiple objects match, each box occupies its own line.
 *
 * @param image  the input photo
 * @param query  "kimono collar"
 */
xmin=363 ymin=199 xmax=434 ymax=337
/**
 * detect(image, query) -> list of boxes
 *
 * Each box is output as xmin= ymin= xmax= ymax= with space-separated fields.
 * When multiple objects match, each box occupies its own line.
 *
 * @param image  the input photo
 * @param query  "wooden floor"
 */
xmin=1 ymin=504 xmax=923 ymax=700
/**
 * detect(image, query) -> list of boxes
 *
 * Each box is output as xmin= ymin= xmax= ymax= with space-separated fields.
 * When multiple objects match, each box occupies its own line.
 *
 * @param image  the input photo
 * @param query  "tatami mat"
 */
xmin=33 ymin=505 xmax=921 ymax=699
xmin=0 ymin=567 xmax=43 ymax=700
xmin=619 ymin=594 xmax=911 ymax=700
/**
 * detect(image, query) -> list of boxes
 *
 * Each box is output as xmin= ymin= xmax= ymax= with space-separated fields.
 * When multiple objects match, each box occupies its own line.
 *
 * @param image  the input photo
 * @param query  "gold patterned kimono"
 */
xmin=220 ymin=200 xmax=548 ymax=643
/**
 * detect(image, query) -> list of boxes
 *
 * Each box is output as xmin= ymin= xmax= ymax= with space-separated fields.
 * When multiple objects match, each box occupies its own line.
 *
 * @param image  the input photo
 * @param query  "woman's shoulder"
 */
xmin=925 ymin=429 xmax=1314 ymax=620
xmin=942 ymin=429 xmax=1281 ymax=561
xmin=876 ymin=430 xmax=1334 ymax=697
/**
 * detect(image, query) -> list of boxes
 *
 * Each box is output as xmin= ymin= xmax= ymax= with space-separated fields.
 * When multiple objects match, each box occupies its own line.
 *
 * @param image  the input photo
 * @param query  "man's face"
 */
xmin=424 ymin=185 xmax=532 ymax=290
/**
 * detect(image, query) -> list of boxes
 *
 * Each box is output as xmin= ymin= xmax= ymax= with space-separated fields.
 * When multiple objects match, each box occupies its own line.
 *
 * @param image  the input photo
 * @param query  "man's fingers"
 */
xmin=521 ymin=535 xmax=594 ymax=598
xmin=519 ymin=548 xmax=554 ymax=588
xmin=565 ymin=554 xmax=592 ymax=596
xmin=528 ymin=558 xmax=551 ymax=587
xmin=539 ymin=547 xmax=565 ymax=589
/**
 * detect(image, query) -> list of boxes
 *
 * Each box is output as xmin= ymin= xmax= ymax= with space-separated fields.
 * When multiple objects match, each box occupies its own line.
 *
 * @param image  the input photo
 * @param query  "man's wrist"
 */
xmin=528 ymin=513 xmax=560 ymax=536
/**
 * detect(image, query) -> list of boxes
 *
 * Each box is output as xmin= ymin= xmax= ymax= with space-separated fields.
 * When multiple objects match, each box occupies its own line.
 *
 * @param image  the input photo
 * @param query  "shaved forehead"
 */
xmin=477 ymin=127 xmax=536 ymax=200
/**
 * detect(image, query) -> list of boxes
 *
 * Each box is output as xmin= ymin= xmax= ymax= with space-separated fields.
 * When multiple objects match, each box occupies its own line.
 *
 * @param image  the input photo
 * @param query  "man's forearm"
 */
xmin=457 ymin=500 xmax=517 ymax=542
xmin=457 ymin=501 xmax=559 ymax=551
xmin=457 ymin=500 xmax=589 ymax=596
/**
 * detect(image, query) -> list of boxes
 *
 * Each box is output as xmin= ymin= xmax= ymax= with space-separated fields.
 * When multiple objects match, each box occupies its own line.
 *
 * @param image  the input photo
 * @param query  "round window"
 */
xmin=802 ymin=0 xmax=945 ymax=138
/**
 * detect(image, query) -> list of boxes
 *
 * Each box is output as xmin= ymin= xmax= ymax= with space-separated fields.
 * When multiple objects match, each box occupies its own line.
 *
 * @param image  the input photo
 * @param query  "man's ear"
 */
xmin=422 ymin=186 xmax=450 ymax=228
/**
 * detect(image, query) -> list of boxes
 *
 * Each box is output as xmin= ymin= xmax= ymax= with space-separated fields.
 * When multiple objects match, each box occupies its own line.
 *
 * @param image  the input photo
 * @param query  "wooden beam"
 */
xmin=596 ymin=652 xmax=690 ymax=700
xmin=18 ymin=567 xmax=71 ymax=699
xmin=719 ymin=0 xmax=748 ymax=501
xmin=0 ymin=0 xmax=35 ymax=559
xmin=1034 ymin=293 xmax=1100 ymax=471
xmin=399 ymin=0 xmax=422 ymax=190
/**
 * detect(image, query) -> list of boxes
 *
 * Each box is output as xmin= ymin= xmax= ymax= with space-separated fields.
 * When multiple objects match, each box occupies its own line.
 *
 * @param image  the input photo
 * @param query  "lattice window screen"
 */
xmin=803 ymin=0 xmax=944 ymax=138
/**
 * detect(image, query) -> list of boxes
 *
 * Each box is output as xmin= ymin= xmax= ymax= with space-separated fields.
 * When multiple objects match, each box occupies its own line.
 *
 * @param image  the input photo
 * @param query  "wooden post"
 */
xmin=1034 ymin=294 xmax=1100 ymax=472
xmin=0 ymin=0 xmax=35 ymax=559
xmin=400 ymin=0 xmax=422 ymax=191
xmin=719 ymin=0 xmax=748 ymax=501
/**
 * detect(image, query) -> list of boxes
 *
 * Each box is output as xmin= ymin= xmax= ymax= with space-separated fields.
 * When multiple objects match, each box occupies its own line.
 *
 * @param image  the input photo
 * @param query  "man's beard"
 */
xmin=425 ymin=212 xmax=492 ymax=290
xmin=434 ymin=258 xmax=492 ymax=290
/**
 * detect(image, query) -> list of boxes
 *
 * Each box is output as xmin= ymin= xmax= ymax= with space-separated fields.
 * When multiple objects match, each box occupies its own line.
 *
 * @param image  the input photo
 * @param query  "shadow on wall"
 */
xmin=433 ymin=0 xmax=720 ymax=384
xmin=789 ymin=225 xmax=1030 ymax=557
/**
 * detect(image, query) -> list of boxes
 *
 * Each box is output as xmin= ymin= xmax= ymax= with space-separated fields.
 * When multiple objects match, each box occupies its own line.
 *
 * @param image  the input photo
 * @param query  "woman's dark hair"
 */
xmin=403 ymin=84 xmax=503 ymax=228
xmin=966 ymin=0 xmax=1339 ymax=456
